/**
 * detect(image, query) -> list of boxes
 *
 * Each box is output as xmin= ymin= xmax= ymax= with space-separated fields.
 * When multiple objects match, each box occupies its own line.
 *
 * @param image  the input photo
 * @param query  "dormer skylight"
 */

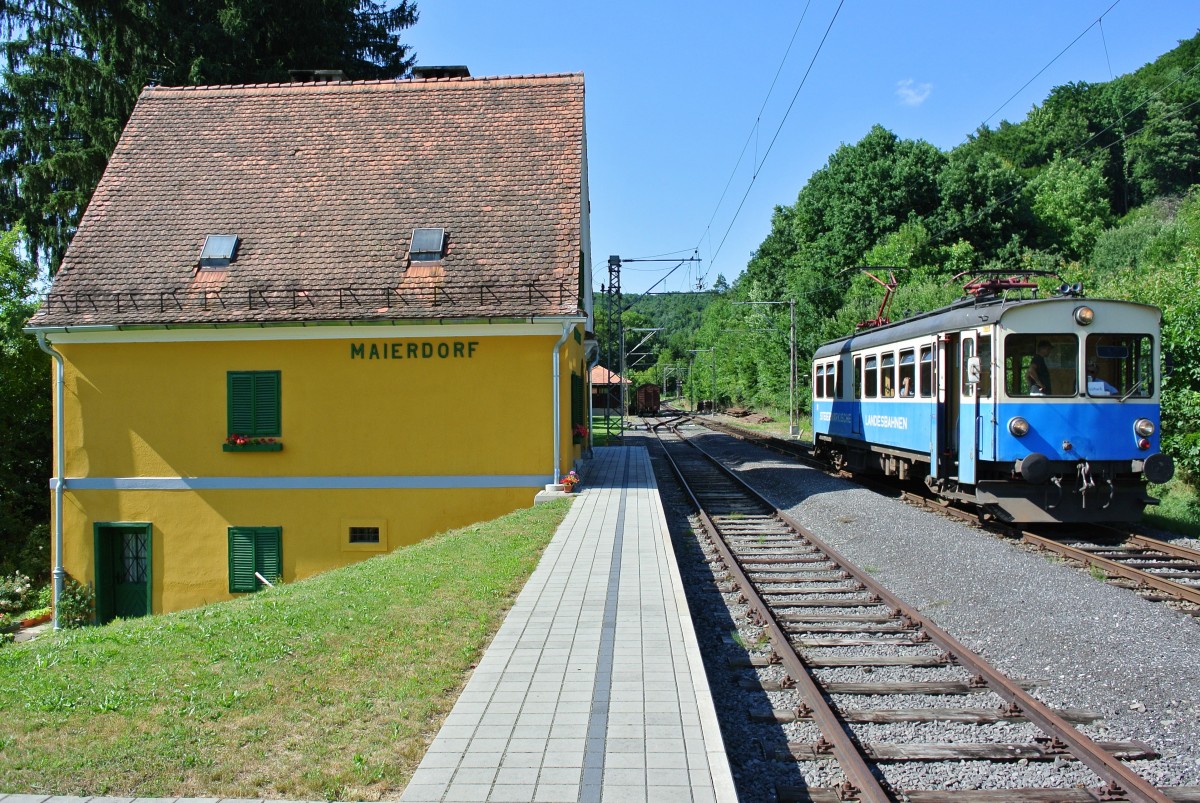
xmin=199 ymin=234 xmax=239 ymax=268
xmin=409 ymin=228 xmax=446 ymax=262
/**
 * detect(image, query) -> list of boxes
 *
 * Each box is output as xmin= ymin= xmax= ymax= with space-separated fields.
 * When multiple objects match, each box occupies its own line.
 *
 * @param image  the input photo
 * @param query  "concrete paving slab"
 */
xmin=400 ymin=447 xmax=736 ymax=803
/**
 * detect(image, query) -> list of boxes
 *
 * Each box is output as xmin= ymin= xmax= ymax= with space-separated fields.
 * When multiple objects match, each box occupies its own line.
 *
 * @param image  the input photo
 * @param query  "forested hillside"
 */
xmin=643 ymin=32 xmax=1199 ymax=478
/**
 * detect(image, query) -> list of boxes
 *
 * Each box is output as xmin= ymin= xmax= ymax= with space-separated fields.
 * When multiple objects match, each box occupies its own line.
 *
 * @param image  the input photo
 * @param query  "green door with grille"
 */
xmin=94 ymin=523 xmax=152 ymax=624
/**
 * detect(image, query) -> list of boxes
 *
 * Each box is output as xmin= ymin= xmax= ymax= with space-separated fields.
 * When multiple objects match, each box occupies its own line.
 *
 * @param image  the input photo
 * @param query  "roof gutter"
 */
xmin=25 ymin=315 xmax=587 ymax=335
xmin=34 ymin=332 xmax=66 ymax=631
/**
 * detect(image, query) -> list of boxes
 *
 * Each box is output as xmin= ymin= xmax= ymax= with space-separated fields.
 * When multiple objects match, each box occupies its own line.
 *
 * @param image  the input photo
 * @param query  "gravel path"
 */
xmin=637 ymin=424 xmax=1200 ymax=798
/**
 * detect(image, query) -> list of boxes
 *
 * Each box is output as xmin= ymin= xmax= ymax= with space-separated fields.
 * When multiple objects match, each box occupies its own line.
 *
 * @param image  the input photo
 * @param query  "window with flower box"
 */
xmin=226 ymin=371 xmax=282 ymax=450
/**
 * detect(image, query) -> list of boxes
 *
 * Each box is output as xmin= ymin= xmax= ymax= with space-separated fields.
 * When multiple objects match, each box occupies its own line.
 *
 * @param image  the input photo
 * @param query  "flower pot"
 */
xmin=21 ymin=612 xmax=52 ymax=628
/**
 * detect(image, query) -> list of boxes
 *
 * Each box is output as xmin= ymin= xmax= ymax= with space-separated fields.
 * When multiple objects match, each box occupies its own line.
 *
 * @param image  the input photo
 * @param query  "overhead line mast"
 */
xmin=603 ymin=254 xmax=702 ymax=437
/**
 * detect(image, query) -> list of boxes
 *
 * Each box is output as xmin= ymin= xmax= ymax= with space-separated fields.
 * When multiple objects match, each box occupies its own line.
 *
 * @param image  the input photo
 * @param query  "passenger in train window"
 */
xmin=899 ymin=376 xmax=912 ymax=397
xmin=882 ymin=375 xmax=894 ymax=397
xmin=1026 ymin=340 xmax=1052 ymax=395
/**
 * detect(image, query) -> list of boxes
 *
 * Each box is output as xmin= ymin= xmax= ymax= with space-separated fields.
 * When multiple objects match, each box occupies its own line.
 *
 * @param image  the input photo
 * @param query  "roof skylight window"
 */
xmin=199 ymin=234 xmax=239 ymax=268
xmin=409 ymin=228 xmax=446 ymax=262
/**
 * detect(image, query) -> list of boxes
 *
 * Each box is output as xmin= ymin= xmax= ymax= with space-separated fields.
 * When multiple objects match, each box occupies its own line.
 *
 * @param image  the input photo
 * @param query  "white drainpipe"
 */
xmin=35 ymin=332 xmax=66 ymax=631
xmin=547 ymin=322 xmax=573 ymax=488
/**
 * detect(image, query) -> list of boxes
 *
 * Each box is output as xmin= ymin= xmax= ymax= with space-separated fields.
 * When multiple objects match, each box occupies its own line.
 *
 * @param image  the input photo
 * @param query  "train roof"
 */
xmin=812 ymin=295 xmax=1159 ymax=359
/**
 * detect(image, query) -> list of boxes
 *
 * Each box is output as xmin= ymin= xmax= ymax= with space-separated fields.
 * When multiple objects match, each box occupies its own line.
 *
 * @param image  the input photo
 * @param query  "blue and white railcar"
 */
xmin=811 ymin=294 xmax=1174 ymax=523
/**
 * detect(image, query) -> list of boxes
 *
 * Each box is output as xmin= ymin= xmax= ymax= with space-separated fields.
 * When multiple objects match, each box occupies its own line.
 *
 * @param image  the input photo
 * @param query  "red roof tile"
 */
xmin=31 ymin=74 xmax=587 ymax=327
xmin=590 ymin=365 xmax=630 ymax=385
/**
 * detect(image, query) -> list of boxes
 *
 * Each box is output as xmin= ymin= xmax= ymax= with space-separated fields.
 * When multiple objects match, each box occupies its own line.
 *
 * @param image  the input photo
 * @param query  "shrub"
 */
xmin=0 ymin=571 xmax=32 ymax=613
xmin=56 ymin=576 xmax=95 ymax=628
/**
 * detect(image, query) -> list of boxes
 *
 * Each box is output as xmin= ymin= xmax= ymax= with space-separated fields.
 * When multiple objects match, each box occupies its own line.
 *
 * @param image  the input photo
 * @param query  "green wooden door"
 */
xmin=95 ymin=524 xmax=152 ymax=623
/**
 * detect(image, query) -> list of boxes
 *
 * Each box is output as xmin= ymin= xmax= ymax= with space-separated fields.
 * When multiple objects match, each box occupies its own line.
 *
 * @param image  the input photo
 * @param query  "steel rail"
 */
xmin=1021 ymin=530 xmax=1200 ymax=607
xmin=653 ymin=427 xmax=892 ymax=803
xmin=694 ymin=415 xmax=1200 ymax=613
xmin=1127 ymin=534 xmax=1200 ymax=564
xmin=670 ymin=423 xmax=1172 ymax=803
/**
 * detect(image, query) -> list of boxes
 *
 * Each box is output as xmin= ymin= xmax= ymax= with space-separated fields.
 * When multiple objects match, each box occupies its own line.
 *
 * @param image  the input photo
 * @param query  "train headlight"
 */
xmin=1074 ymin=306 xmax=1095 ymax=325
xmin=1008 ymin=417 xmax=1030 ymax=437
xmin=1134 ymin=418 xmax=1156 ymax=437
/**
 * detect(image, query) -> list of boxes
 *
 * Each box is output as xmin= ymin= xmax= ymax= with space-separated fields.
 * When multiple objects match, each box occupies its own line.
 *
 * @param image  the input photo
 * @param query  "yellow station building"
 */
xmin=26 ymin=70 xmax=593 ymax=620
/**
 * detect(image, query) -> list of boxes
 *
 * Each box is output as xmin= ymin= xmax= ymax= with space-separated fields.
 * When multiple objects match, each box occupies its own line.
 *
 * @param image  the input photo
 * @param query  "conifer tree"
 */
xmin=0 ymin=0 xmax=418 ymax=272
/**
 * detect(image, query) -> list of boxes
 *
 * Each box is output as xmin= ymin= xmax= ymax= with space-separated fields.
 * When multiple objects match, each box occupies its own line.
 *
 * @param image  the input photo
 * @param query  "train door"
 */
xmin=851 ymin=355 xmax=862 ymax=435
xmin=958 ymin=334 xmax=979 ymax=484
xmin=975 ymin=331 xmax=995 ymax=463
xmin=936 ymin=334 xmax=958 ymax=479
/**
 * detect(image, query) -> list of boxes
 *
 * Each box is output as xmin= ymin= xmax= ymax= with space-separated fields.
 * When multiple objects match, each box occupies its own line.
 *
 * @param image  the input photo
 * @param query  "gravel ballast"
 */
xmin=639 ymin=424 xmax=1200 ymax=798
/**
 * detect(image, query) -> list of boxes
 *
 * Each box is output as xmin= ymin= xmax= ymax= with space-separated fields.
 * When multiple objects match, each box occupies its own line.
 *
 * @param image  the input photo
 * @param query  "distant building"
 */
xmin=590 ymin=365 xmax=630 ymax=416
xmin=27 ymin=72 xmax=593 ymax=619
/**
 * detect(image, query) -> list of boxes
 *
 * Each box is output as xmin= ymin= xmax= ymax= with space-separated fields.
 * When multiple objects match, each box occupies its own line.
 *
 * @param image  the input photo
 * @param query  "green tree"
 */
xmin=0 ymin=227 xmax=50 ymax=580
xmin=934 ymin=150 xmax=1030 ymax=257
xmin=0 ymin=0 xmax=418 ymax=271
xmin=1125 ymin=99 xmax=1200 ymax=203
xmin=1081 ymin=190 xmax=1200 ymax=480
xmin=1027 ymin=154 xmax=1112 ymax=260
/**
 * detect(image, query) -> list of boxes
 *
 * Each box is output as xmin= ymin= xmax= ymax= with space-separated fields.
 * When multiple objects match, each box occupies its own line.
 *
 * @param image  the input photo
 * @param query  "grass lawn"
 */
xmin=0 ymin=499 xmax=573 ymax=800
xmin=1146 ymin=477 xmax=1200 ymax=538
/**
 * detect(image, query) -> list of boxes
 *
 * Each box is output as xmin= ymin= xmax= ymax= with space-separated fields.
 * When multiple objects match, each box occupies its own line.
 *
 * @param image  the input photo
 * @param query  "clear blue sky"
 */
xmin=404 ymin=1 xmax=1198 ymax=294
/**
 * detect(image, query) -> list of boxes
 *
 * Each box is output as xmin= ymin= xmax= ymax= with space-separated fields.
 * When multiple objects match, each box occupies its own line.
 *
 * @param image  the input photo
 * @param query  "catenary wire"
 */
xmin=700 ymin=0 xmax=846 ymax=281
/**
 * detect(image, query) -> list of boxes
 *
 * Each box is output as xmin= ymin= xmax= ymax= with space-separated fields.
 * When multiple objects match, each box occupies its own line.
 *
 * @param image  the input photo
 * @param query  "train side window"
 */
xmin=919 ymin=346 xmax=933 ymax=397
xmin=824 ymin=361 xmax=836 ymax=398
xmin=961 ymin=339 xmax=975 ymax=397
xmin=865 ymin=356 xmax=878 ymax=398
xmin=814 ymin=365 xmax=825 ymax=399
xmin=898 ymin=349 xmax=915 ymax=397
xmin=834 ymin=360 xmax=844 ymax=399
xmin=978 ymin=335 xmax=992 ymax=398
xmin=853 ymin=356 xmax=862 ymax=399
xmin=881 ymin=352 xmax=895 ymax=397
xmin=1004 ymin=334 xmax=1078 ymax=396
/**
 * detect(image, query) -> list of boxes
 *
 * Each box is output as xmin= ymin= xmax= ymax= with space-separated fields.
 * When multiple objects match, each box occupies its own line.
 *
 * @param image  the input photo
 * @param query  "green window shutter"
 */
xmin=227 ymin=371 xmax=281 ymax=437
xmin=254 ymin=528 xmax=283 ymax=584
xmin=228 ymin=528 xmax=258 ymax=593
xmin=571 ymin=373 xmax=583 ymax=428
xmin=228 ymin=373 xmax=256 ymax=435
xmin=228 ymin=526 xmax=282 ymax=592
xmin=252 ymin=372 xmax=281 ymax=436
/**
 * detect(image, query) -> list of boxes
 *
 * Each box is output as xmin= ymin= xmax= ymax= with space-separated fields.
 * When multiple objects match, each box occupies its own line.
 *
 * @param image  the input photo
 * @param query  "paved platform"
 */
xmin=400 ymin=446 xmax=737 ymax=803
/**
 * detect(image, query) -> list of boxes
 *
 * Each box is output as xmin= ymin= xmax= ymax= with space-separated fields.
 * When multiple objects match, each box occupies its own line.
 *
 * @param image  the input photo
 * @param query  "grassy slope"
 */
xmin=0 ymin=499 xmax=573 ymax=800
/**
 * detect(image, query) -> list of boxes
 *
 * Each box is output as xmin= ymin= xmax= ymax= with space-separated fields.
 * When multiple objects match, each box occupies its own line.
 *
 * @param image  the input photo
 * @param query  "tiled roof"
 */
xmin=30 ymin=74 xmax=587 ymax=327
xmin=590 ymin=365 xmax=630 ymax=385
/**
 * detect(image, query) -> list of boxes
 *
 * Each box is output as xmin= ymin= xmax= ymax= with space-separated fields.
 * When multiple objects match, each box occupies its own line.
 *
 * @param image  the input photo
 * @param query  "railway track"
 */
xmin=649 ymin=419 xmax=1196 ymax=803
xmin=685 ymin=412 xmax=1200 ymax=612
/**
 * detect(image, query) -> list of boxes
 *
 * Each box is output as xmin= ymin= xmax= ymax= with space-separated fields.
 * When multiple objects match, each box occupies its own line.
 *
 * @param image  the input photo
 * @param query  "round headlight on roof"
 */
xmin=1074 ymin=306 xmax=1095 ymax=325
xmin=1134 ymin=418 xmax=1156 ymax=437
xmin=1008 ymin=417 xmax=1030 ymax=437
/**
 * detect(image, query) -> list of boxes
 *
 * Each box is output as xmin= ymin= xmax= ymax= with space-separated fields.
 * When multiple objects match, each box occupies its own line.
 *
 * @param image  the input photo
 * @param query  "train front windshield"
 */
xmin=1085 ymin=334 xmax=1153 ymax=398
xmin=1003 ymin=332 xmax=1154 ymax=398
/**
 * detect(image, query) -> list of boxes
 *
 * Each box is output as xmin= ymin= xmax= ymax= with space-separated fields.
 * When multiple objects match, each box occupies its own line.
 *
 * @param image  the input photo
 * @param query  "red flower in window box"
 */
xmin=224 ymin=435 xmax=282 ymax=451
